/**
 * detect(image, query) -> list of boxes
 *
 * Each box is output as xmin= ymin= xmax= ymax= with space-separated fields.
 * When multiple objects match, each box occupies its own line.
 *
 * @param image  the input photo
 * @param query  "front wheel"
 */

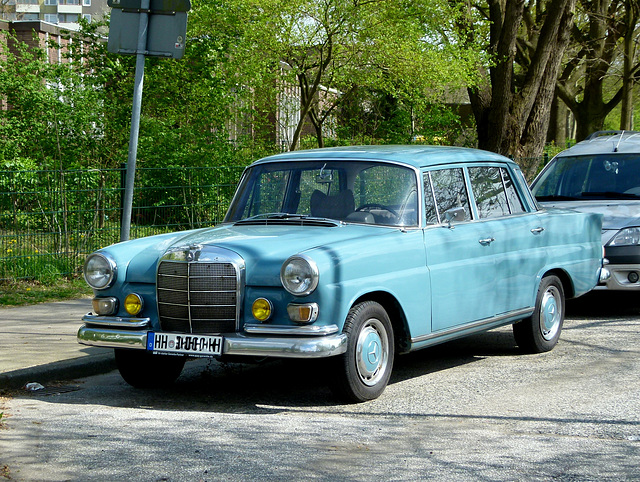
xmin=114 ymin=348 xmax=186 ymax=388
xmin=329 ymin=301 xmax=394 ymax=402
xmin=513 ymin=275 xmax=565 ymax=353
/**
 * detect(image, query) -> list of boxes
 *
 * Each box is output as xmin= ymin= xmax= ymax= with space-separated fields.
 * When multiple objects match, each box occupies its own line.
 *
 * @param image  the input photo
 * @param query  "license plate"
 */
xmin=147 ymin=332 xmax=223 ymax=357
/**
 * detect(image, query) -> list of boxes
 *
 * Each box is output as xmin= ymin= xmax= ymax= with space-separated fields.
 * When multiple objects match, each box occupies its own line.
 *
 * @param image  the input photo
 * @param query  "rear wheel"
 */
xmin=513 ymin=275 xmax=565 ymax=353
xmin=329 ymin=301 xmax=394 ymax=402
xmin=114 ymin=348 xmax=186 ymax=388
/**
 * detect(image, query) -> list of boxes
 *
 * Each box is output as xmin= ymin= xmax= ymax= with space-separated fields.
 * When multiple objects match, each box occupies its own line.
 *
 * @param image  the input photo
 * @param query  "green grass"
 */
xmin=0 ymin=277 xmax=92 ymax=306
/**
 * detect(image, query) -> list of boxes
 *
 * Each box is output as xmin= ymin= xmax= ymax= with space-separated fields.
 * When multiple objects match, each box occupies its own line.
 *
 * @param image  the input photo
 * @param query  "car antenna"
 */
xmin=614 ymin=131 xmax=625 ymax=152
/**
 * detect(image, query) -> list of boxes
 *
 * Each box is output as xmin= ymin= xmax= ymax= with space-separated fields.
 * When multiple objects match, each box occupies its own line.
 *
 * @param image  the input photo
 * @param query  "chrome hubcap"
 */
xmin=540 ymin=286 xmax=561 ymax=341
xmin=356 ymin=318 xmax=389 ymax=386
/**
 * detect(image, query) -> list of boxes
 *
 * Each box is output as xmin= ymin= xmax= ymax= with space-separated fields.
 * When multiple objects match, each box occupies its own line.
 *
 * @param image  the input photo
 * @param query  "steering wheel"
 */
xmin=355 ymin=203 xmax=399 ymax=220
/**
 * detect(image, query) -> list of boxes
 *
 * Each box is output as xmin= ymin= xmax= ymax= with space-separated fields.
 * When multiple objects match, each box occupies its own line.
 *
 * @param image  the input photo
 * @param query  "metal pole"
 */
xmin=120 ymin=0 xmax=150 ymax=242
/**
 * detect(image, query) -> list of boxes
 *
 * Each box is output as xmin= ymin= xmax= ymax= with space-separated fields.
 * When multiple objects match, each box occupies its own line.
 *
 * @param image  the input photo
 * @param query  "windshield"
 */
xmin=225 ymin=160 xmax=419 ymax=227
xmin=531 ymin=154 xmax=640 ymax=200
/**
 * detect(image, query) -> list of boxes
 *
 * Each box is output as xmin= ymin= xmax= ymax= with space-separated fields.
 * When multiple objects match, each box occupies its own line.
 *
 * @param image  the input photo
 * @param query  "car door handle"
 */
xmin=531 ymin=227 xmax=545 ymax=235
xmin=478 ymin=237 xmax=495 ymax=246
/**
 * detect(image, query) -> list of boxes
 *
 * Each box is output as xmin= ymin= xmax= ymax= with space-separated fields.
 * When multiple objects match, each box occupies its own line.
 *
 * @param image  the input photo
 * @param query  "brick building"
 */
xmin=1 ymin=19 xmax=74 ymax=63
xmin=1 ymin=0 xmax=108 ymax=29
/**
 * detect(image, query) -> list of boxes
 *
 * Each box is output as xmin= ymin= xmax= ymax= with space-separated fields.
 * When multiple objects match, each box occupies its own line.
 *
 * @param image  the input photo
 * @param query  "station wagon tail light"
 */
xmin=252 ymin=298 xmax=273 ymax=321
xmin=84 ymin=253 xmax=117 ymax=290
xmin=609 ymin=227 xmax=640 ymax=246
xmin=280 ymin=255 xmax=319 ymax=296
xmin=287 ymin=303 xmax=319 ymax=323
xmin=124 ymin=293 xmax=144 ymax=316
xmin=92 ymin=297 xmax=118 ymax=315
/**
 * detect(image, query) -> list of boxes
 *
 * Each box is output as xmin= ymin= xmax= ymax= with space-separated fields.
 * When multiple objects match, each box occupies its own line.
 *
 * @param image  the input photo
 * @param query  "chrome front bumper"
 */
xmin=78 ymin=320 xmax=348 ymax=359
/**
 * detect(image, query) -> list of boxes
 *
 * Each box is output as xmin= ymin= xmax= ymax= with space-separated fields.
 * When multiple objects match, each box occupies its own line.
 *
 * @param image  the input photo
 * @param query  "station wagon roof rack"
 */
xmin=584 ymin=130 xmax=640 ymax=140
xmin=559 ymin=130 xmax=640 ymax=155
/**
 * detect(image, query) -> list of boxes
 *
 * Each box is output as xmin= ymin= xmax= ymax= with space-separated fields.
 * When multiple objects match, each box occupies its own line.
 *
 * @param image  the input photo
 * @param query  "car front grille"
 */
xmin=157 ymin=260 xmax=239 ymax=334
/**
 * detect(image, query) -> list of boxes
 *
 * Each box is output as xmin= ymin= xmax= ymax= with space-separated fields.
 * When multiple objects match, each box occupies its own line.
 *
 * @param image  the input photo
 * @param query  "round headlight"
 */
xmin=83 ymin=253 xmax=117 ymax=290
xmin=280 ymin=254 xmax=319 ymax=296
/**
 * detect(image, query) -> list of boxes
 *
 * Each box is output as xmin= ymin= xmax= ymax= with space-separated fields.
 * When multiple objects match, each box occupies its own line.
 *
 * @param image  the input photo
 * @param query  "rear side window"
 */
xmin=502 ymin=168 xmax=525 ymax=214
xmin=468 ymin=167 xmax=525 ymax=218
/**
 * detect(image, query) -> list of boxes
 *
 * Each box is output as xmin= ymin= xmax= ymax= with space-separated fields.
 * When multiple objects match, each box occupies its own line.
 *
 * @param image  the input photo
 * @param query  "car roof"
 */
xmin=556 ymin=130 xmax=640 ymax=157
xmin=251 ymin=145 xmax=514 ymax=170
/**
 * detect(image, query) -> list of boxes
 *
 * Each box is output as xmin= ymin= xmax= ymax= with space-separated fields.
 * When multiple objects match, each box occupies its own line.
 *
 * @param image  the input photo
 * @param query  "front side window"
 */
xmin=424 ymin=168 xmax=471 ymax=224
xmin=353 ymin=165 xmax=418 ymax=225
xmin=226 ymin=161 xmax=418 ymax=227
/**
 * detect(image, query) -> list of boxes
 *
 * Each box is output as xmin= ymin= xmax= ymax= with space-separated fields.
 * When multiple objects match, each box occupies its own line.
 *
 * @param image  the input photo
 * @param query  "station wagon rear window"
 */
xmin=532 ymin=154 xmax=640 ymax=200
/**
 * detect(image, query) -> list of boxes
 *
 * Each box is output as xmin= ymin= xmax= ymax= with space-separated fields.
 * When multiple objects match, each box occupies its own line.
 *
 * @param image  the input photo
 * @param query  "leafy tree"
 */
xmin=453 ymin=0 xmax=576 ymax=175
xmin=0 ymin=21 xmax=135 ymax=169
xmin=0 ymin=32 xmax=59 ymax=164
xmin=555 ymin=0 xmax=640 ymax=141
xmin=212 ymin=0 xmax=478 ymax=150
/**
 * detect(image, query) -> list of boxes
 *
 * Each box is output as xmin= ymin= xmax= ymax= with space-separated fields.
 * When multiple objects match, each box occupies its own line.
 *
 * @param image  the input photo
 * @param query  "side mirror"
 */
xmin=443 ymin=206 xmax=466 ymax=228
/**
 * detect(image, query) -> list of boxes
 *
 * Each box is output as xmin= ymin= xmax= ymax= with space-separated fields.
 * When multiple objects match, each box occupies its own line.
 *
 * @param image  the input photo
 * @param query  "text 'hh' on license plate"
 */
xmin=147 ymin=332 xmax=223 ymax=357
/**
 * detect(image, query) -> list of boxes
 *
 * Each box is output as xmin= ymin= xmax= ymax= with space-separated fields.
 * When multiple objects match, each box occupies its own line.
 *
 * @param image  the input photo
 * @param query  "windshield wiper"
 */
xmin=235 ymin=213 xmax=342 ymax=226
xmin=243 ymin=213 xmax=308 ymax=220
xmin=581 ymin=191 xmax=640 ymax=199
xmin=535 ymin=195 xmax=582 ymax=201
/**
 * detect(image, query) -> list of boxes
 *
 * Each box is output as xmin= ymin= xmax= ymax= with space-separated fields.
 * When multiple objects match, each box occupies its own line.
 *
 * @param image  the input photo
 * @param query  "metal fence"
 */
xmin=0 ymin=155 xmax=550 ymax=282
xmin=0 ymin=165 xmax=245 ymax=281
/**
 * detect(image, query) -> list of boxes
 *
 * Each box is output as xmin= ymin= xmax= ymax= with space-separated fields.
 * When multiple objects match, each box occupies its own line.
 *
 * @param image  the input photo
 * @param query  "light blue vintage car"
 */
xmin=79 ymin=145 xmax=605 ymax=402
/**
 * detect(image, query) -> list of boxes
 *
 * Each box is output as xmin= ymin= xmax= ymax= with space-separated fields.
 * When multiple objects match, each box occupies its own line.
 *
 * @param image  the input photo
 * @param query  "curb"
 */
xmin=0 ymin=352 xmax=116 ymax=390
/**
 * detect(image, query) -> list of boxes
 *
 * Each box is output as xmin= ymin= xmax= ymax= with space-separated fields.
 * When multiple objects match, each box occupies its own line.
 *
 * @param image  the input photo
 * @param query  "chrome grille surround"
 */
xmin=156 ymin=245 xmax=245 ymax=334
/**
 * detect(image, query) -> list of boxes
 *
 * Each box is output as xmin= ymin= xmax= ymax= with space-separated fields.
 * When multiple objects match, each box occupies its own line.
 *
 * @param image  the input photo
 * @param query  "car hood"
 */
xmin=117 ymin=223 xmax=402 ymax=284
xmin=539 ymin=200 xmax=640 ymax=230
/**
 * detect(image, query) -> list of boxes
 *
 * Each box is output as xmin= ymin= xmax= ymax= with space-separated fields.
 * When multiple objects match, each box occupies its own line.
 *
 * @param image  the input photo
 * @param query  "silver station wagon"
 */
xmin=79 ymin=145 xmax=604 ymax=402
xmin=531 ymin=130 xmax=640 ymax=292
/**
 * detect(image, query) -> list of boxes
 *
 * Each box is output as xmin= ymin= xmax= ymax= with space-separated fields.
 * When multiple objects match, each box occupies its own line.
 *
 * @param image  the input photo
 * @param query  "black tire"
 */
xmin=513 ymin=275 xmax=565 ymax=353
xmin=329 ymin=301 xmax=394 ymax=402
xmin=114 ymin=348 xmax=186 ymax=388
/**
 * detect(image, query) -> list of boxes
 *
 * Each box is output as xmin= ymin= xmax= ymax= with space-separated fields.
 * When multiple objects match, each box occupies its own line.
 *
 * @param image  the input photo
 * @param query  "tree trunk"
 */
xmin=518 ymin=1 xmax=575 ymax=165
xmin=620 ymin=0 xmax=639 ymax=130
xmin=469 ymin=0 xmax=575 ymax=168
xmin=475 ymin=0 xmax=525 ymax=155
xmin=547 ymin=96 xmax=568 ymax=146
xmin=555 ymin=0 xmax=636 ymax=141
xmin=290 ymin=72 xmax=318 ymax=151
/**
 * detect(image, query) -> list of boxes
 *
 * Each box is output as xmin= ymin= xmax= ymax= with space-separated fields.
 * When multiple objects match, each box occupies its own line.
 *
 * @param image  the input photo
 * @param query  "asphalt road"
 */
xmin=2 ymin=292 xmax=639 ymax=481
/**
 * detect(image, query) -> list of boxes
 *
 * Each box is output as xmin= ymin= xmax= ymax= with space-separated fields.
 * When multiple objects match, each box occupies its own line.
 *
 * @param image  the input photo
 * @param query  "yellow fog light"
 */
xmin=92 ymin=297 xmax=118 ymax=315
xmin=287 ymin=303 xmax=319 ymax=323
xmin=252 ymin=298 xmax=273 ymax=322
xmin=124 ymin=293 xmax=144 ymax=316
